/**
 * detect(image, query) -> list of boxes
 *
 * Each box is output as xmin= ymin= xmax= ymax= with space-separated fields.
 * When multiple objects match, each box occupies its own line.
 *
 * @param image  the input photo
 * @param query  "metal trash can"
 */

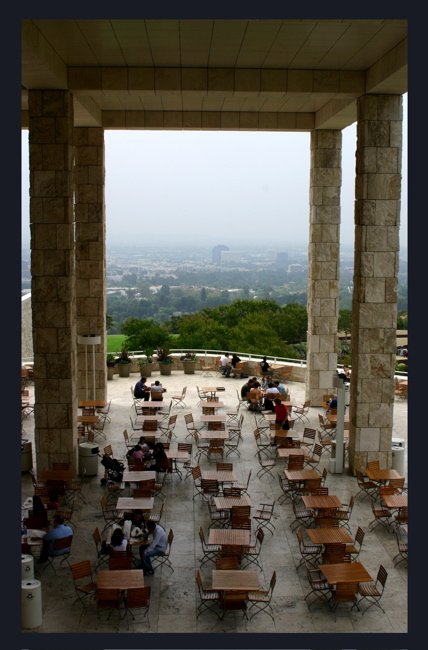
xmin=21 ymin=554 xmax=34 ymax=580
xmin=21 ymin=439 xmax=33 ymax=472
xmin=391 ymin=443 xmax=405 ymax=476
xmin=21 ymin=579 xmax=42 ymax=629
xmin=78 ymin=442 xmax=99 ymax=476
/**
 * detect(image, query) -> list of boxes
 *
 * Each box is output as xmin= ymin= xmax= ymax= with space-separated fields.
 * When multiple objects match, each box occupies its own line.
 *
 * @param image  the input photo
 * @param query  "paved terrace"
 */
xmin=21 ymin=368 xmax=407 ymax=634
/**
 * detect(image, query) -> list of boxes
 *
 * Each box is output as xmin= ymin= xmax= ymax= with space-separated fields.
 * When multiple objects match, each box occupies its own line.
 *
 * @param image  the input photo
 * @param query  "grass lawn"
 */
xmin=107 ymin=335 xmax=125 ymax=353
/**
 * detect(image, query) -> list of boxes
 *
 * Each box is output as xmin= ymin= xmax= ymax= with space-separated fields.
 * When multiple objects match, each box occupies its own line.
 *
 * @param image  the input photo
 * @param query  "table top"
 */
xmin=208 ymin=529 xmax=251 ymax=546
xmin=318 ymin=562 xmax=373 ymax=585
xmin=137 ymin=401 xmax=166 ymax=409
xmin=199 ymin=430 xmax=230 ymax=440
xmin=135 ymin=415 xmax=162 ymax=423
xmin=23 ymin=529 xmax=45 ymax=546
xmin=79 ymin=400 xmax=105 ymax=408
xmin=200 ymin=415 xmax=227 ymax=422
xmin=201 ymin=401 xmax=225 ymax=409
xmin=307 ymin=528 xmax=353 ymax=545
xmin=202 ymin=470 xmax=238 ymax=483
xmin=366 ymin=468 xmax=402 ymax=481
xmin=97 ymin=569 xmax=145 ymax=590
xmin=213 ymin=494 xmax=252 ymax=510
xmin=325 ymin=413 xmax=350 ymax=424
xmin=116 ymin=497 xmax=154 ymax=511
xmin=77 ymin=415 xmax=99 ymax=423
xmin=122 ymin=470 xmax=157 ymax=482
xmin=277 ymin=447 xmax=310 ymax=458
xmin=302 ymin=495 xmax=343 ymax=509
xmin=382 ymin=494 xmax=408 ymax=508
xmin=212 ymin=570 xmax=259 ymax=591
xmin=39 ymin=469 xmax=73 ymax=482
xmin=201 ymin=387 xmax=224 ymax=393
xmin=285 ymin=469 xmax=320 ymax=481
xmin=165 ymin=449 xmax=190 ymax=460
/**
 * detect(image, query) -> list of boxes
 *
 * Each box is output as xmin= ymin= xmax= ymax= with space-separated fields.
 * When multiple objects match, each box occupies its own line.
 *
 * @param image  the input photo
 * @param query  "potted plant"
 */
xmin=157 ymin=346 xmax=174 ymax=376
xmin=137 ymin=349 xmax=155 ymax=377
xmin=181 ymin=351 xmax=198 ymax=374
xmin=106 ymin=353 xmax=116 ymax=380
xmin=116 ymin=344 xmax=132 ymax=378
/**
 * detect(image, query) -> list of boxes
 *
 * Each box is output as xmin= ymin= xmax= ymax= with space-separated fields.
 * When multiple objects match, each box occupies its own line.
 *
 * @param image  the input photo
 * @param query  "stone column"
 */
xmin=28 ymin=90 xmax=77 ymax=473
xmin=306 ymin=130 xmax=342 ymax=406
xmin=74 ymin=128 xmax=107 ymax=403
xmin=349 ymin=94 xmax=402 ymax=474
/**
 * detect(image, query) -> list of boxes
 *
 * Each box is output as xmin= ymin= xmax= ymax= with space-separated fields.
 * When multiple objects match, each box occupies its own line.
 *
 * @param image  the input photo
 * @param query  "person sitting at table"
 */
xmin=263 ymin=382 xmax=280 ymax=411
xmin=220 ymin=352 xmax=233 ymax=377
xmin=134 ymin=377 xmax=150 ymax=401
xmin=31 ymin=495 xmax=45 ymax=513
xmin=273 ymin=380 xmax=287 ymax=395
xmin=327 ymin=397 xmax=338 ymax=412
xmin=152 ymin=442 xmax=167 ymax=472
xmin=132 ymin=509 xmax=147 ymax=530
xmin=241 ymin=377 xmax=255 ymax=402
xmin=110 ymin=527 xmax=128 ymax=552
xmin=137 ymin=435 xmax=155 ymax=450
xmin=248 ymin=381 xmax=263 ymax=411
xmin=139 ymin=520 xmax=168 ymax=575
xmin=150 ymin=380 xmax=166 ymax=400
xmin=230 ymin=353 xmax=241 ymax=378
xmin=38 ymin=514 xmax=73 ymax=563
xmin=132 ymin=445 xmax=145 ymax=461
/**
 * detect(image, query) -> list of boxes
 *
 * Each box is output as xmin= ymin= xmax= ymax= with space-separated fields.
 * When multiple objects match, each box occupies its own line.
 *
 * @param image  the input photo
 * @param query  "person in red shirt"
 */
xmin=273 ymin=398 xmax=289 ymax=430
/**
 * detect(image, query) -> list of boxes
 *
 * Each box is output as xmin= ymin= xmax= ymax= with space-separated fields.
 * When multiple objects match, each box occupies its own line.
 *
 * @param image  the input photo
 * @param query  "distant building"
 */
xmin=220 ymin=250 xmax=241 ymax=265
xmin=212 ymin=244 xmax=229 ymax=265
xmin=276 ymin=252 xmax=289 ymax=267
xmin=288 ymin=263 xmax=304 ymax=273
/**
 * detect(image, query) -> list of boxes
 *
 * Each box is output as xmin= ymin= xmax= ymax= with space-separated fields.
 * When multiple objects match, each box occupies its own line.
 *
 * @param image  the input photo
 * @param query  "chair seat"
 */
xmin=77 ymin=581 xmax=97 ymax=595
xmin=345 ymin=544 xmax=358 ymax=554
xmin=247 ymin=589 xmax=269 ymax=601
xmin=358 ymin=583 xmax=381 ymax=597
xmin=202 ymin=590 xmax=221 ymax=601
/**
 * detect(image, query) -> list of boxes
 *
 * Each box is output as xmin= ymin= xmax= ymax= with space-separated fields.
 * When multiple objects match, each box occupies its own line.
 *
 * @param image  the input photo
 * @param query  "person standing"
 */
xmin=231 ymin=353 xmax=241 ymax=378
xmin=260 ymin=356 xmax=270 ymax=376
xmin=273 ymin=398 xmax=289 ymax=430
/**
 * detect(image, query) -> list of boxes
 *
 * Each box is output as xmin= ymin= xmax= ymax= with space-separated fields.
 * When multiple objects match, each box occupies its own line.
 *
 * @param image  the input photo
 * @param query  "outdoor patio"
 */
xmin=21 ymin=368 xmax=407 ymax=634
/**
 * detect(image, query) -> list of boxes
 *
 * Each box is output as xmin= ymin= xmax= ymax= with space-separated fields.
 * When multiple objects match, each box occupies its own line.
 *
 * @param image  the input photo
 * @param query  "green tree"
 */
xmin=338 ymin=309 xmax=353 ymax=343
xmin=106 ymin=313 xmax=114 ymax=331
xmin=121 ymin=317 xmax=170 ymax=354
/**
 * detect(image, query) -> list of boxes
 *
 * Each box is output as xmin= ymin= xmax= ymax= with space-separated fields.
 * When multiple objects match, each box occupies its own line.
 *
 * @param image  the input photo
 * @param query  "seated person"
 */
xmin=139 ymin=520 xmax=168 ymax=575
xmin=38 ymin=514 xmax=73 ymax=563
xmin=46 ymin=489 xmax=60 ymax=510
xmin=241 ymin=378 xmax=255 ymax=401
xmin=132 ymin=509 xmax=147 ymax=530
xmin=220 ymin=353 xmax=232 ymax=377
xmin=152 ymin=442 xmax=167 ymax=472
xmin=231 ymin=353 xmax=242 ymax=378
xmin=273 ymin=397 xmax=290 ymax=431
xmin=134 ymin=377 xmax=150 ymax=401
xmin=328 ymin=397 xmax=338 ymax=412
xmin=132 ymin=445 xmax=144 ymax=461
xmin=263 ymin=382 xmax=279 ymax=411
xmin=137 ymin=435 xmax=155 ymax=450
xmin=262 ymin=376 xmax=274 ymax=389
xmin=248 ymin=381 xmax=263 ymax=410
xmin=110 ymin=527 xmax=128 ymax=552
xmin=150 ymin=380 xmax=166 ymax=400
xmin=273 ymin=380 xmax=287 ymax=395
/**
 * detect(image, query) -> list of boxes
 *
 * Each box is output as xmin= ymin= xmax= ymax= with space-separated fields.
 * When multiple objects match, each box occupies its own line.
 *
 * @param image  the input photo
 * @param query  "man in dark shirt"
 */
xmin=241 ymin=378 xmax=255 ymax=401
xmin=134 ymin=377 xmax=149 ymax=400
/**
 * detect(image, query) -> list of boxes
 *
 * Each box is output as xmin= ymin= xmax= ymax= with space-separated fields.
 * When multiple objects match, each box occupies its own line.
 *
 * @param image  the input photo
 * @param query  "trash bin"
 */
xmin=78 ymin=442 xmax=99 ymax=476
xmin=391 ymin=443 xmax=405 ymax=476
xmin=21 ymin=554 xmax=34 ymax=580
xmin=21 ymin=439 xmax=33 ymax=472
xmin=21 ymin=579 xmax=42 ymax=629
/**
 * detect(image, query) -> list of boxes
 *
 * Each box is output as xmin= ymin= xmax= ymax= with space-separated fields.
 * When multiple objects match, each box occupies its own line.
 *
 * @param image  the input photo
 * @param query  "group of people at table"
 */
xmin=240 ymin=376 xmax=290 ymax=426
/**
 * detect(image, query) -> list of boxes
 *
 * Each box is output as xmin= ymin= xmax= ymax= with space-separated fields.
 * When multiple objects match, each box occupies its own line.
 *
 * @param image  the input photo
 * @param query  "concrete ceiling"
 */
xmin=22 ymin=19 xmax=407 ymax=131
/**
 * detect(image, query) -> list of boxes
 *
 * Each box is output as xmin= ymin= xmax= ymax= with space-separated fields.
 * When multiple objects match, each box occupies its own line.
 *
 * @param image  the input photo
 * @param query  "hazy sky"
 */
xmin=21 ymin=94 xmax=407 ymax=251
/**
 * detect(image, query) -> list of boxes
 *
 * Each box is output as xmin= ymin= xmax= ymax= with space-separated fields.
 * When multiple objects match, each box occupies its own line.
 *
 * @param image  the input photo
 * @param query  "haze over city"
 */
xmin=21 ymin=94 xmax=407 ymax=252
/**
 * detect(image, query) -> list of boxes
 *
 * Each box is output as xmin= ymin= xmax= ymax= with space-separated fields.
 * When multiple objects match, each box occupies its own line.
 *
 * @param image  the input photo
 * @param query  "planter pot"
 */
xmin=159 ymin=364 xmax=172 ymax=376
xmin=118 ymin=363 xmax=131 ymax=377
xmin=107 ymin=366 xmax=115 ymax=380
xmin=139 ymin=364 xmax=153 ymax=377
xmin=182 ymin=361 xmax=197 ymax=374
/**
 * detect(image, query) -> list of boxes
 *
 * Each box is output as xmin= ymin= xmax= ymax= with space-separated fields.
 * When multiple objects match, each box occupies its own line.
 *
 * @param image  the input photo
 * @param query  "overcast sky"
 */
xmin=21 ymin=93 xmax=407 ymax=251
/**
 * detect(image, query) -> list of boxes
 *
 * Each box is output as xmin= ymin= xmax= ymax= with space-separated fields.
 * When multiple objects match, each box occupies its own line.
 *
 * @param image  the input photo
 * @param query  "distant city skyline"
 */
xmin=21 ymin=94 xmax=407 ymax=251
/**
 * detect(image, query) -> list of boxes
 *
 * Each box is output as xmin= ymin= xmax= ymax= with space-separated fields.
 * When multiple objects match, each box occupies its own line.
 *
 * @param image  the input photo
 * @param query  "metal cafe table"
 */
xmin=208 ymin=529 xmax=251 ymax=546
xmin=302 ymin=495 xmax=343 ymax=510
xmin=307 ymin=528 xmax=353 ymax=546
xmin=116 ymin=497 xmax=154 ymax=512
xmin=318 ymin=561 xmax=373 ymax=585
xmin=122 ymin=470 xmax=157 ymax=483
xmin=212 ymin=570 xmax=259 ymax=592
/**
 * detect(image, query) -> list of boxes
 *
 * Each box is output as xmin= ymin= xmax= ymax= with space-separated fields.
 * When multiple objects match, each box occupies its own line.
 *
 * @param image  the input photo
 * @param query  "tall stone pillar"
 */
xmin=306 ymin=130 xmax=342 ymax=406
xmin=74 ymin=128 xmax=107 ymax=403
xmin=28 ymin=90 xmax=78 ymax=473
xmin=349 ymin=94 xmax=402 ymax=473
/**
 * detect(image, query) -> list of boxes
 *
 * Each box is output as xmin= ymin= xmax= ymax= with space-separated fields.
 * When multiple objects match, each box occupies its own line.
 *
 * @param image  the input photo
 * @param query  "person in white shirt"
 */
xmin=139 ymin=521 xmax=168 ymax=574
xmin=263 ymin=382 xmax=280 ymax=411
xmin=220 ymin=353 xmax=232 ymax=377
